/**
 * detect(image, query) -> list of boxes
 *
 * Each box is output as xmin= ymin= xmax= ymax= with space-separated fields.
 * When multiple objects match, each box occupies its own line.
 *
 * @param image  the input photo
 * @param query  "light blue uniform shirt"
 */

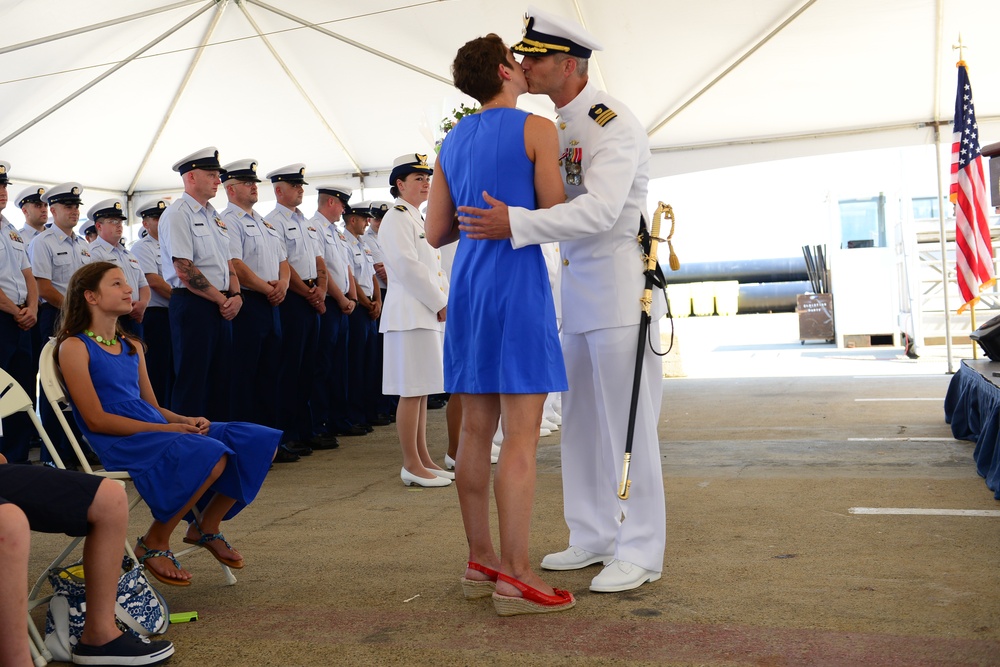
xmin=158 ymin=192 xmax=232 ymax=290
xmin=27 ymin=227 xmax=91 ymax=302
xmin=311 ymin=213 xmax=351 ymax=295
xmin=363 ymin=226 xmax=386 ymax=290
xmin=131 ymin=235 xmax=169 ymax=308
xmin=345 ymin=229 xmax=376 ymax=297
xmin=0 ymin=215 xmax=31 ymax=305
xmin=88 ymin=237 xmax=148 ymax=296
xmin=18 ymin=226 xmax=43 ymax=244
xmin=266 ymin=204 xmax=319 ymax=282
xmin=223 ymin=203 xmax=287 ymax=283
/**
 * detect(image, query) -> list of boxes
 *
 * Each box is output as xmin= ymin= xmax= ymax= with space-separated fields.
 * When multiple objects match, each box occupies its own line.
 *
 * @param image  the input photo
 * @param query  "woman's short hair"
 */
xmin=452 ymin=33 xmax=510 ymax=104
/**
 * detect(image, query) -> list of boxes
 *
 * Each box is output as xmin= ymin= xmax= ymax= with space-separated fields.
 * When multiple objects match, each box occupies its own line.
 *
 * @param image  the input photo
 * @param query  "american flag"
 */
xmin=950 ymin=62 xmax=994 ymax=314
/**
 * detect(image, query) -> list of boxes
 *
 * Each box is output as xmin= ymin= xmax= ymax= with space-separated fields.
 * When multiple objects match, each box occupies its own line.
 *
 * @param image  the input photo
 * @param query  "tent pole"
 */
xmin=646 ymin=0 xmax=820 ymax=139
xmin=0 ymin=1 xmax=216 ymax=151
xmin=246 ymin=0 xmax=451 ymax=86
xmin=569 ymin=0 xmax=606 ymax=93
xmin=127 ymin=0 xmax=229 ymax=195
xmin=237 ymin=1 xmax=362 ymax=174
xmin=934 ymin=126 xmax=955 ymax=373
xmin=0 ymin=0 xmax=204 ymax=56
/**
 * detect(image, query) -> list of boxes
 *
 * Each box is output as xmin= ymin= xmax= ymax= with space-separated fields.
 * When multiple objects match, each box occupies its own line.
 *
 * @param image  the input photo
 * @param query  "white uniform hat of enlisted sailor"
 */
xmin=0 ymin=161 xmax=10 ymax=186
xmin=136 ymin=198 xmax=168 ymax=220
xmin=42 ymin=182 xmax=84 ymax=206
xmin=172 ymin=147 xmax=222 ymax=174
xmin=221 ymin=159 xmax=262 ymax=183
xmin=511 ymin=5 xmax=603 ymax=58
xmin=315 ymin=183 xmax=352 ymax=208
xmin=266 ymin=164 xmax=308 ymax=185
xmin=16 ymin=185 xmax=46 ymax=208
xmin=87 ymin=198 xmax=127 ymax=223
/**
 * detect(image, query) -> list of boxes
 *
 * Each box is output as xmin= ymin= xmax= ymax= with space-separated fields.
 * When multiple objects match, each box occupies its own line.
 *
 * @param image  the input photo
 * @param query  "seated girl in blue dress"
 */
xmin=57 ymin=261 xmax=280 ymax=587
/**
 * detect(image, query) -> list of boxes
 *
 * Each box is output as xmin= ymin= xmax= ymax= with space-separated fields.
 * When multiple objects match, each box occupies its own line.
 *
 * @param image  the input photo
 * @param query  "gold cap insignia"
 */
xmin=71 ymin=187 xmax=81 ymax=195
xmin=114 ymin=202 xmax=122 ymax=210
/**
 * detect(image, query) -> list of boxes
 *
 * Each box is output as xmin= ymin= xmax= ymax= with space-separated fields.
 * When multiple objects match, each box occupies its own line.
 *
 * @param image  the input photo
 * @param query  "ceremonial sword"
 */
xmin=618 ymin=202 xmax=679 ymax=500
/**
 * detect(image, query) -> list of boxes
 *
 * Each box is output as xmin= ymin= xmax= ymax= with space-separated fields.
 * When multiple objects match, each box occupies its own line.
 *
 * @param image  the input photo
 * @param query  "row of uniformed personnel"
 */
xmin=0 ymin=152 xmax=404 ymax=465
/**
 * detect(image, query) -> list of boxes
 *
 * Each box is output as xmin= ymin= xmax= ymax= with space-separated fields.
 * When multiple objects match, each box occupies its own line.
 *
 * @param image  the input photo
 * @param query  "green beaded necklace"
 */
xmin=84 ymin=329 xmax=118 ymax=346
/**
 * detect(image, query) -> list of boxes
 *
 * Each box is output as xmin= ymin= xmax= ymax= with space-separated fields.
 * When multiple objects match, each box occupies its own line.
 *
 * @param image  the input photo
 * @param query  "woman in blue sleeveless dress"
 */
xmin=56 ymin=261 xmax=279 ymax=587
xmin=426 ymin=34 xmax=573 ymax=616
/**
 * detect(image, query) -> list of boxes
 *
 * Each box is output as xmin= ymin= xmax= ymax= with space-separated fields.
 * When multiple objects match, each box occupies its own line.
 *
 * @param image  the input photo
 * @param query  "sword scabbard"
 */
xmin=617 ymin=452 xmax=632 ymax=500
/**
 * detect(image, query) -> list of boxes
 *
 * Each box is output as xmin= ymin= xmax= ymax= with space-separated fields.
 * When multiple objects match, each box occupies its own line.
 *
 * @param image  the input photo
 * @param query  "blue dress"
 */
xmin=70 ymin=334 xmax=279 ymax=523
xmin=439 ymin=108 xmax=567 ymax=394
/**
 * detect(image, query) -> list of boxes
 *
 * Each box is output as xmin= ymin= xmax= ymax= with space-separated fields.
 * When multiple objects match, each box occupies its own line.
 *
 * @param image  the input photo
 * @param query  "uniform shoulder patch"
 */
xmin=394 ymin=205 xmax=406 ymax=212
xmin=589 ymin=104 xmax=617 ymax=127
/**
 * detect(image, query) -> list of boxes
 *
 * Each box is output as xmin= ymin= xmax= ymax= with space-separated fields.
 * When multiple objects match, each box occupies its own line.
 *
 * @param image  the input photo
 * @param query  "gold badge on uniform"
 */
xmin=561 ymin=147 xmax=583 ymax=186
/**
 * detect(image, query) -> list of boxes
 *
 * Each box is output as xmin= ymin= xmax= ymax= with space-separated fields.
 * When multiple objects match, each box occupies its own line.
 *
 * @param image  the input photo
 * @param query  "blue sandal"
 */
xmin=182 ymin=522 xmax=245 ymax=569
xmin=135 ymin=536 xmax=191 ymax=587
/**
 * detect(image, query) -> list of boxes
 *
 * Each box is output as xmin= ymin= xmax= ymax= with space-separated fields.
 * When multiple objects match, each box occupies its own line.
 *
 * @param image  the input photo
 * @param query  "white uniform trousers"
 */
xmin=559 ymin=319 xmax=665 ymax=573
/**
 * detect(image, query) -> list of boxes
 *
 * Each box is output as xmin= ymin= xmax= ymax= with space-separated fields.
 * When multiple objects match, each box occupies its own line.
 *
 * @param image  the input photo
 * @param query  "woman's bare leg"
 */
xmin=456 ymin=394 xmax=502 ymax=579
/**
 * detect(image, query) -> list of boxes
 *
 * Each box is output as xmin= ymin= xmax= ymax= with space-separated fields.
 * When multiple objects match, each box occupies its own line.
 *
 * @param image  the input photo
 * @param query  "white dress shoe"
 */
xmin=431 ymin=468 xmax=455 ymax=480
xmin=400 ymin=467 xmax=452 ymax=487
xmin=540 ymin=418 xmax=558 ymax=431
xmin=545 ymin=412 xmax=562 ymax=426
xmin=490 ymin=443 xmax=500 ymax=463
xmin=444 ymin=454 xmax=456 ymax=470
xmin=538 ymin=427 xmax=552 ymax=437
xmin=492 ymin=424 xmax=503 ymax=446
xmin=589 ymin=560 xmax=661 ymax=593
xmin=540 ymin=546 xmax=613 ymax=571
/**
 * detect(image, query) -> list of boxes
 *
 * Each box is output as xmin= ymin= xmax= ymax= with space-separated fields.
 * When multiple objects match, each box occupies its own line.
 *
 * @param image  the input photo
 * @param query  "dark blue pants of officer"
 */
xmin=231 ymin=291 xmax=282 ymax=428
xmin=346 ymin=304 xmax=377 ymax=428
xmin=169 ymin=289 xmax=232 ymax=422
xmin=0 ymin=311 xmax=35 ymax=463
xmin=374 ymin=287 xmax=398 ymax=419
xmin=37 ymin=303 xmax=85 ymax=465
xmin=277 ymin=291 xmax=319 ymax=444
xmin=312 ymin=299 xmax=348 ymax=436
xmin=141 ymin=306 xmax=172 ymax=409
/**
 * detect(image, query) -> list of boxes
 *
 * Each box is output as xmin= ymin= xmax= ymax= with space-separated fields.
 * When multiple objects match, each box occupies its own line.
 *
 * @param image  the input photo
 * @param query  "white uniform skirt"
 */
xmin=382 ymin=329 xmax=444 ymax=397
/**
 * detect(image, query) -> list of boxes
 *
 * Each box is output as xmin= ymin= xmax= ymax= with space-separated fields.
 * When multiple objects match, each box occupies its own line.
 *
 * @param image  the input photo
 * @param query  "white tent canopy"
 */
xmin=1 ymin=0 xmax=998 ymax=200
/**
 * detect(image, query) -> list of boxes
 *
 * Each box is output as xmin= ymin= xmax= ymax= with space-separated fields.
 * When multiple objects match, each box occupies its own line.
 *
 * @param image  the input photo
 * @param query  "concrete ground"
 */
xmin=27 ymin=313 xmax=1000 ymax=666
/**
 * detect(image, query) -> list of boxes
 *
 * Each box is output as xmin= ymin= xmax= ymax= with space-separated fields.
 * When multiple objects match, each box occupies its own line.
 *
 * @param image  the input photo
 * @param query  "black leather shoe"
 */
xmin=303 ymin=434 xmax=339 ymax=450
xmin=369 ymin=414 xmax=392 ymax=426
xmin=274 ymin=445 xmax=300 ymax=463
xmin=287 ymin=442 xmax=313 ymax=456
xmin=361 ymin=423 xmax=374 ymax=433
xmin=336 ymin=425 xmax=368 ymax=437
xmin=427 ymin=397 xmax=447 ymax=410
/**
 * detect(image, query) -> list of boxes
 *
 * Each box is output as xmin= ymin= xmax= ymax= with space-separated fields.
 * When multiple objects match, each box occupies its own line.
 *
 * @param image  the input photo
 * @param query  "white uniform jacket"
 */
xmin=507 ymin=80 xmax=665 ymax=335
xmin=378 ymin=199 xmax=448 ymax=334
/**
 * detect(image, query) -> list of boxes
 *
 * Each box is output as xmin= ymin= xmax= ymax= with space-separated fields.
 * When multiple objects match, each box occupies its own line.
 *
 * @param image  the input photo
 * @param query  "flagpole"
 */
xmin=970 ymin=304 xmax=978 ymax=359
xmin=934 ymin=127 xmax=955 ymax=373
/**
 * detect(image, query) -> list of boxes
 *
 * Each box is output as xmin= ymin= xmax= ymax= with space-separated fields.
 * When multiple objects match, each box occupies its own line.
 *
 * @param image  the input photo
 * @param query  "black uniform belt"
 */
xmin=304 ymin=278 xmax=317 ymax=288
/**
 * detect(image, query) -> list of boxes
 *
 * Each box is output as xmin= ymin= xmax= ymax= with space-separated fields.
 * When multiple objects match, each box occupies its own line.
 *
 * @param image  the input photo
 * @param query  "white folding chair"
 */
xmin=38 ymin=339 xmax=237 ymax=586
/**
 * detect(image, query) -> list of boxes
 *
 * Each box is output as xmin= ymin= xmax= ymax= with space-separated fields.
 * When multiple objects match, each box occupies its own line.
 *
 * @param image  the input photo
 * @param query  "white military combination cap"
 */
xmin=266 ymin=164 xmax=308 ymax=185
xmin=172 ymin=147 xmax=222 ymax=174
xmin=16 ymin=185 xmax=46 ymax=208
xmin=88 ymin=198 xmax=127 ymax=223
xmin=0 ymin=161 xmax=9 ymax=185
xmin=315 ymin=183 xmax=352 ymax=206
xmin=42 ymin=182 xmax=84 ymax=206
xmin=136 ymin=198 xmax=168 ymax=219
xmin=221 ymin=159 xmax=262 ymax=183
xmin=511 ymin=5 xmax=603 ymax=58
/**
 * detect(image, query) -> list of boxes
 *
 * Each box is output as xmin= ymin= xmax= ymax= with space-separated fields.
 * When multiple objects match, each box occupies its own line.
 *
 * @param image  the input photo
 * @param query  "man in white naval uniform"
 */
xmin=457 ymin=6 xmax=666 ymax=593
xmin=16 ymin=185 xmax=49 ymax=243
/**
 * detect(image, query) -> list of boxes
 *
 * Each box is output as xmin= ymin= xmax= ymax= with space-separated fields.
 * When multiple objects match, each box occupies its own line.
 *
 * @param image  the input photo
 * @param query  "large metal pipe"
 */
xmin=668 ymin=257 xmax=808 ymax=285
xmin=737 ymin=281 xmax=811 ymax=314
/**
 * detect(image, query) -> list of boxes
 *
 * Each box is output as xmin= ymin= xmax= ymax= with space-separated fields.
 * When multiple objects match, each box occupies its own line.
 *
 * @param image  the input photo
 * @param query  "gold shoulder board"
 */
xmin=394 ymin=205 xmax=406 ymax=212
xmin=589 ymin=104 xmax=617 ymax=127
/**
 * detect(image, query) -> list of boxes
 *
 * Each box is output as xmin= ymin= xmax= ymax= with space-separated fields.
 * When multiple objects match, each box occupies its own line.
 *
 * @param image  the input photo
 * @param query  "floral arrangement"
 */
xmin=435 ymin=103 xmax=480 ymax=153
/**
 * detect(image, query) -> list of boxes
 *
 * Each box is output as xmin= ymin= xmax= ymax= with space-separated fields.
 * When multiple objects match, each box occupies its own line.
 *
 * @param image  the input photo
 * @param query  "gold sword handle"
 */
xmin=617 ymin=452 xmax=632 ymax=500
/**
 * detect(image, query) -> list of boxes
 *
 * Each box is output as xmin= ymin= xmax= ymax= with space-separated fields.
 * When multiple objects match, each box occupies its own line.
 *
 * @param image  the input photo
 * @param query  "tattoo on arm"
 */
xmin=174 ymin=258 xmax=212 ymax=292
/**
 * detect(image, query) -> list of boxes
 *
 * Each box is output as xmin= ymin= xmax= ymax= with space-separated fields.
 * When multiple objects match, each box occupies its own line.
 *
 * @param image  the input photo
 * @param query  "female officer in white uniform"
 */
xmin=379 ymin=154 xmax=452 ymax=487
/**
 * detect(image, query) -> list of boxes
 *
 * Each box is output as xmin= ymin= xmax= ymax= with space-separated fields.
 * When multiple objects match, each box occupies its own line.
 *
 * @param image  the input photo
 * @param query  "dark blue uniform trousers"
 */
xmin=141 ymin=306 xmax=173 ymax=409
xmin=230 ymin=291 xmax=282 ymax=428
xmin=0 ymin=311 xmax=35 ymax=463
xmin=169 ymin=290 xmax=232 ymax=422
xmin=277 ymin=292 xmax=319 ymax=443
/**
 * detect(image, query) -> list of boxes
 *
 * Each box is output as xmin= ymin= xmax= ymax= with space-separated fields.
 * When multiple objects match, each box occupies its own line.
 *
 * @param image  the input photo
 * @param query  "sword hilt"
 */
xmin=617 ymin=452 xmax=632 ymax=500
